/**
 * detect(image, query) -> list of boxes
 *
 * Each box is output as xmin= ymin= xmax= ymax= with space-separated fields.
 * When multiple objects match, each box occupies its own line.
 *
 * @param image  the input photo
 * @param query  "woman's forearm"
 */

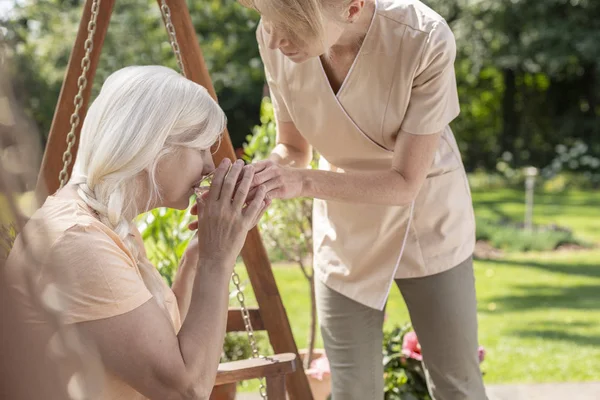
xmin=171 ymin=257 xmax=197 ymax=322
xmin=299 ymin=168 xmax=418 ymax=206
xmin=176 ymin=259 xmax=232 ymax=397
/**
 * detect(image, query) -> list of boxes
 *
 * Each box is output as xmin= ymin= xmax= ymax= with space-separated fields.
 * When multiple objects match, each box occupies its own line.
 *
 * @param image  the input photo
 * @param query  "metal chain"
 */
xmin=232 ymin=270 xmax=276 ymax=399
xmin=58 ymin=0 xmax=101 ymax=189
xmin=159 ymin=0 xmax=186 ymax=77
xmin=159 ymin=3 xmax=275 ymax=399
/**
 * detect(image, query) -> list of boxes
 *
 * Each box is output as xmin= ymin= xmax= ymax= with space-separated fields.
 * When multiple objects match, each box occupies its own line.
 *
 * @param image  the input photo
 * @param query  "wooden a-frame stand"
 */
xmin=35 ymin=1 xmax=313 ymax=399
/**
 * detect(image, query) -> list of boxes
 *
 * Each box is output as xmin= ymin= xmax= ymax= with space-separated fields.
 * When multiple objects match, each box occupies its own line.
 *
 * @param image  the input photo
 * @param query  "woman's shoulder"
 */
xmin=377 ymin=0 xmax=452 ymax=37
xmin=4 ymin=197 xmax=140 ymax=306
xmin=18 ymin=196 xmax=131 ymax=263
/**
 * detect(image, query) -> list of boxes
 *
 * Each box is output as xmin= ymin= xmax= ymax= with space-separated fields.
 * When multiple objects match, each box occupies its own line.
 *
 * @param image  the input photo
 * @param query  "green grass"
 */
xmin=232 ymin=188 xmax=600 ymax=389
xmin=475 ymin=250 xmax=600 ymax=383
xmin=471 ymin=188 xmax=600 ymax=244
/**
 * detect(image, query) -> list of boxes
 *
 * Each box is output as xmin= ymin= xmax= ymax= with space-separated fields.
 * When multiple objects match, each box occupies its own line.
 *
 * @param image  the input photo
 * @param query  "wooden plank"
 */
xmin=227 ymin=308 xmax=265 ymax=332
xmin=266 ymin=375 xmax=287 ymax=399
xmin=35 ymin=0 xmax=116 ymax=200
xmin=160 ymin=2 xmax=313 ymax=399
xmin=215 ymin=353 xmax=296 ymax=386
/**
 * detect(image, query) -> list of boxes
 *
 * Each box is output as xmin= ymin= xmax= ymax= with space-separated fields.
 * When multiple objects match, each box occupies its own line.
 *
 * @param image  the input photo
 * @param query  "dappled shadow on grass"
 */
xmin=478 ymin=284 xmax=600 ymax=313
xmin=511 ymin=328 xmax=600 ymax=347
xmin=480 ymin=258 xmax=600 ymax=279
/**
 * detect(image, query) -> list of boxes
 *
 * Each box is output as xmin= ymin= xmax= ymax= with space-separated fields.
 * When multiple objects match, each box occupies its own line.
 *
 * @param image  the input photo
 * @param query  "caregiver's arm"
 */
xmin=268 ymin=120 xmax=313 ymax=168
xmin=256 ymin=129 xmax=441 ymax=206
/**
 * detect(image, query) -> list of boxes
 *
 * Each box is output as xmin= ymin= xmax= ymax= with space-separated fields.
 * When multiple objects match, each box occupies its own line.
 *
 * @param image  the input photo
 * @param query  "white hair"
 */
xmin=70 ymin=65 xmax=225 ymax=306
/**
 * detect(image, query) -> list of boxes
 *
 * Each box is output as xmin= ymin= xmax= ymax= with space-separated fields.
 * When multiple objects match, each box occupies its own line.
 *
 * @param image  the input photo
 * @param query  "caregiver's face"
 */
xmin=262 ymin=19 xmax=344 ymax=63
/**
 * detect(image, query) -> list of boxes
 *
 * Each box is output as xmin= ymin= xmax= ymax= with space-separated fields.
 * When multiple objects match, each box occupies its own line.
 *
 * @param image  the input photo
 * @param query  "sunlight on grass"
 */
xmin=475 ymin=250 xmax=600 ymax=383
xmin=471 ymin=189 xmax=600 ymax=243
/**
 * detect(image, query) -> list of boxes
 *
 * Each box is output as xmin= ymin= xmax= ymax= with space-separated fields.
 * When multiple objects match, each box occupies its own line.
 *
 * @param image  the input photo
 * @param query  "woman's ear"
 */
xmin=134 ymin=169 xmax=153 ymax=205
xmin=347 ymin=0 xmax=366 ymax=23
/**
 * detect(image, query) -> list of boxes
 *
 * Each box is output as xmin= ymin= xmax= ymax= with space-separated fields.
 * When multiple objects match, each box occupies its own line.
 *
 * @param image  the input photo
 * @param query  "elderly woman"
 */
xmin=4 ymin=65 xmax=269 ymax=400
xmin=241 ymin=0 xmax=488 ymax=398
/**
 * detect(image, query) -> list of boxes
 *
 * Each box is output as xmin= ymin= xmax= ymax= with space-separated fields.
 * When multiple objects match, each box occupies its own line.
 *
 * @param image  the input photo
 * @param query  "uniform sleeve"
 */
xmin=43 ymin=224 xmax=152 ymax=325
xmin=256 ymin=22 xmax=293 ymax=122
xmin=400 ymin=21 xmax=460 ymax=135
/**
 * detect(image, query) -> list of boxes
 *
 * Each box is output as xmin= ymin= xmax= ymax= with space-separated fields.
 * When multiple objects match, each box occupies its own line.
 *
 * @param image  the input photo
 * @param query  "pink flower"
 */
xmin=400 ymin=331 xmax=486 ymax=365
xmin=307 ymin=354 xmax=331 ymax=381
xmin=478 ymin=346 xmax=486 ymax=363
xmin=401 ymin=331 xmax=423 ymax=361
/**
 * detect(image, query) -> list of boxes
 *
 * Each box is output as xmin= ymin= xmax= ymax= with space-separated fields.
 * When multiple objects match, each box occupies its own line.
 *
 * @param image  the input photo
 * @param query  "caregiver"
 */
xmin=242 ymin=0 xmax=487 ymax=399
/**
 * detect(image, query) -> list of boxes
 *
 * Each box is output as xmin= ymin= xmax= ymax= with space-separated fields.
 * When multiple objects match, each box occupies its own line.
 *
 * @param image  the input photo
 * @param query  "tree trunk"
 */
xmin=501 ymin=67 xmax=518 ymax=159
xmin=583 ymin=62 xmax=597 ymax=142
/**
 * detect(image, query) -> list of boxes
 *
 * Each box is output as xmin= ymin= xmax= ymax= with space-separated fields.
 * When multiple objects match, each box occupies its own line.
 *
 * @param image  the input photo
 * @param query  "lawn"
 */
xmin=231 ymin=188 xmax=600 ymax=387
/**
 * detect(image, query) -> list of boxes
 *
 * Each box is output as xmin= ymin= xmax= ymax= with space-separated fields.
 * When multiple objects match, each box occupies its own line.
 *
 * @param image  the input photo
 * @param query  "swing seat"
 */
xmin=215 ymin=353 xmax=297 ymax=397
xmin=214 ymin=308 xmax=298 ymax=398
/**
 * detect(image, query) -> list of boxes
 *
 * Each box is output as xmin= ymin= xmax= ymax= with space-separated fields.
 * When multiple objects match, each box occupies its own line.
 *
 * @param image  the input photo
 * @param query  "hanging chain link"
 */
xmin=231 ymin=271 xmax=279 ymax=399
xmin=159 ymin=0 xmax=186 ymax=77
xmin=58 ymin=0 xmax=101 ymax=189
xmin=159 ymin=3 xmax=275 ymax=399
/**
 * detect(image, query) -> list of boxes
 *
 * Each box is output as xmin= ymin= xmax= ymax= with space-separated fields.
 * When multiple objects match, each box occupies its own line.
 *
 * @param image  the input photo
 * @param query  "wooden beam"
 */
xmin=215 ymin=353 xmax=296 ymax=386
xmin=227 ymin=308 xmax=265 ymax=332
xmin=160 ymin=2 xmax=313 ymax=399
xmin=35 ymin=0 xmax=116 ymax=200
xmin=266 ymin=375 xmax=287 ymax=399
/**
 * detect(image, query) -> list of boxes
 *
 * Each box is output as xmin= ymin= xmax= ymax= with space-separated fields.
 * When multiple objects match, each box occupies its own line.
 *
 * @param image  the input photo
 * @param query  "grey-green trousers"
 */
xmin=315 ymin=256 xmax=488 ymax=400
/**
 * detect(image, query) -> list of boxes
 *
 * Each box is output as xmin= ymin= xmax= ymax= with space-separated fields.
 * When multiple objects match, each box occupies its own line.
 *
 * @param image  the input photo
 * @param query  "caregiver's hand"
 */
xmin=249 ymin=160 xmax=304 ymax=201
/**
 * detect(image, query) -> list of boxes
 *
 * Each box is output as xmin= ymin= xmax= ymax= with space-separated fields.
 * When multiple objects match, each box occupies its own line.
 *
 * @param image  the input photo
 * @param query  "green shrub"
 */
xmin=467 ymin=170 xmax=598 ymax=192
xmin=138 ymin=206 xmax=194 ymax=286
xmin=382 ymin=325 xmax=431 ymax=400
xmin=475 ymin=217 xmax=590 ymax=252
xmin=221 ymin=333 xmax=253 ymax=362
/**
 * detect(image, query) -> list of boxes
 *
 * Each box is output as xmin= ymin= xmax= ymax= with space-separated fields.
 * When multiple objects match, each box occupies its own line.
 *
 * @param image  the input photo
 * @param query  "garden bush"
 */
xmin=475 ymin=217 xmax=590 ymax=252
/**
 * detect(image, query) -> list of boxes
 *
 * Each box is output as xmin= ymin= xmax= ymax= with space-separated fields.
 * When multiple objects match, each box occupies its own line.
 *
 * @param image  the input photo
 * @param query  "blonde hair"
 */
xmin=70 ymin=65 xmax=225 ymax=306
xmin=240 ymin=0 xmax=353 ymax=46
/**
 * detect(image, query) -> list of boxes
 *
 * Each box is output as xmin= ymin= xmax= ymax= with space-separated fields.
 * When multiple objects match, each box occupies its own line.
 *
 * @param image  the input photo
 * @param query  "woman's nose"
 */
xmin=203 ymin=154 xmax=215 ymax=174
xmin=266 ymin=30 xmax=288 ymax=50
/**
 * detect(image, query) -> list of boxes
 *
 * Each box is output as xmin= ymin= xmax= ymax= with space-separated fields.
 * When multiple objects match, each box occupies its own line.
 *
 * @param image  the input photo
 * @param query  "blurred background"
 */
xmin=1 ymin=0 xmax=599 ymax=399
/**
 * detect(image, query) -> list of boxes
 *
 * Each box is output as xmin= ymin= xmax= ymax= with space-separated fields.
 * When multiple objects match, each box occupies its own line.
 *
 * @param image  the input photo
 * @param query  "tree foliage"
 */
xmin=424 ymin=0 xmax=600 ymax=171
xmin=2 ymin=0 xmax=599 ymax=173
xmin=2 ymin=0 xmax=263 ymax=151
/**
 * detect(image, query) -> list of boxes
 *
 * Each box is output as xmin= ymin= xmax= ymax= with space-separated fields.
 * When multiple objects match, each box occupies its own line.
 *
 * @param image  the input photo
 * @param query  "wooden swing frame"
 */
xmin=34 ymin=1 xmax=313 ymax=399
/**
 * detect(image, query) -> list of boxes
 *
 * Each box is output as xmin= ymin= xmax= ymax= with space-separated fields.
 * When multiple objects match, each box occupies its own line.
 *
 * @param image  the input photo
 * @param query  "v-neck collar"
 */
xmin=317 ymin=0 xmax=379 ymax=100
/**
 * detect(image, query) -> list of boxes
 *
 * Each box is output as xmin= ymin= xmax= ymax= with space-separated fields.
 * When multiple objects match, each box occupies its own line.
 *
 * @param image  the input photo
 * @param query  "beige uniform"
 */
xmin=257 ymin=0 xmax=475 ymax=310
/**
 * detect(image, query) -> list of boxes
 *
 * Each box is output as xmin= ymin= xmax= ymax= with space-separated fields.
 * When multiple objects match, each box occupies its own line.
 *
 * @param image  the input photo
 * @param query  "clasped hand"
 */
xmin=185 ymin=158 xmax=270 ymax=267
xmin=188 ymin=159 xmax=302 ymax=229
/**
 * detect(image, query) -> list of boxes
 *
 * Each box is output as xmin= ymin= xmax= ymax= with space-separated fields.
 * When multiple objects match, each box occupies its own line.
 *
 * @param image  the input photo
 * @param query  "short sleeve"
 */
xmin=43 ymin=223 xmax=152 ymax=324
xmin=256 ymin=22 xmax=293 ymax=122
xmin=400 ymin=21 xmax=460 ymax=135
